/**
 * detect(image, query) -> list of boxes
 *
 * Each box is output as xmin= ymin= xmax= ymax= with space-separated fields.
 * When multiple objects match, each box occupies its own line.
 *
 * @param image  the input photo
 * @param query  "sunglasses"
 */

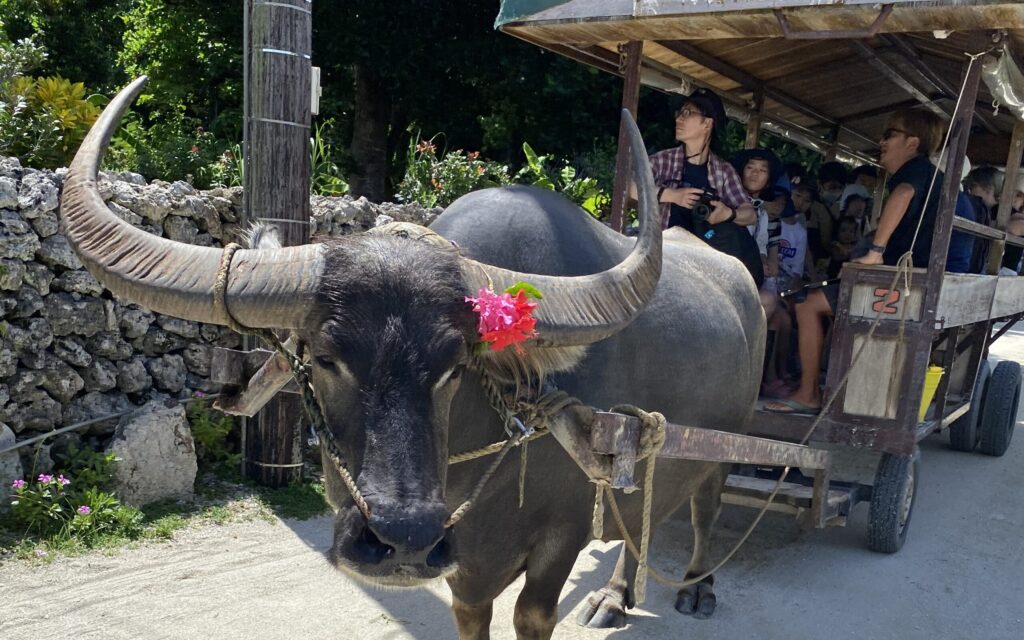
xmin=881 ymin=128 xmax=910 ymax=141
xmin=675 ymin=107 xmax=706 ymax=120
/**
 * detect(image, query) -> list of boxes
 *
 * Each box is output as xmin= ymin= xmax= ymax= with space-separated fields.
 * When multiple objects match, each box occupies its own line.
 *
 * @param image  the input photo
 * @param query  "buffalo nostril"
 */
xmin=425 ymin=533 xmax=453 ymax=568
xmin=352 ymin=525 xmax=395 ymax=565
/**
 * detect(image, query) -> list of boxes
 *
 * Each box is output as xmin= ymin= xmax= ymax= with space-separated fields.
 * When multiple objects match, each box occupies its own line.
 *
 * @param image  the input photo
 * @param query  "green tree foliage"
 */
xmin=0 ymin=22 xmax=102 ymax=168
xmin=0 ymin=0 xmax=131 ymax=91
xmin=315 ymin=1 xmax=622 ymax=199
xmin=119 ymin=0 xmax=242 ymax=140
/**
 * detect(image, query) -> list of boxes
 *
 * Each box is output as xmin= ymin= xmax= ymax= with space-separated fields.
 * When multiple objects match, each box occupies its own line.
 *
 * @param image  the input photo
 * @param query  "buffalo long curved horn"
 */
xmin=61 ymin=77 xmax=324 ymax=329
xmin=462 ymin=109 xmax=662 ymax=347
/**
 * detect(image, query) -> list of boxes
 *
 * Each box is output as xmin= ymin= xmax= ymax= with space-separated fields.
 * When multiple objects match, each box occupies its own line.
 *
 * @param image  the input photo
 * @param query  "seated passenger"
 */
xmin=840 ymin=192 xmax=870 ymax=238
xmin=791 ymin=183 xmax=833 ymax=278
xmin=935 ymin=151 xmax=975 ymax=274
xmin=841 ymin=165 xmax=878 ymax=214
xmin=765 ymin=108 xmax=945 ymax=415
xmin=817 ymin=161 xmax=850 ymax=221
xmin=641 ymin=88 xmax=762 ymax=286
xmin=827 ymin=217 xmax=860 ymax=279
xmin=964 ymin=165 xmax=1003 ymax=272
xmin=1000 ymin=175 xmax=1024 ymax=275
xmin=732 ymin=148 xmax=786 ymax=315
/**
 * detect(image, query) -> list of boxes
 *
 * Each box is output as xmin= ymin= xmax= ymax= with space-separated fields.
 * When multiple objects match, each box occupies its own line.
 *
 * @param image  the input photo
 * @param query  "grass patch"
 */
xmin=257 ymin=481 xmax=328 ymax=520
xmin=1 ymin=474 xmax=329 ymax=564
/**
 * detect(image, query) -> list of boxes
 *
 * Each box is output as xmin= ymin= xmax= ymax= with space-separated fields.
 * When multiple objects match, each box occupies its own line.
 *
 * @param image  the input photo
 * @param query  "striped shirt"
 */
xmin=649 ymin=146 xmax=752 ymax=229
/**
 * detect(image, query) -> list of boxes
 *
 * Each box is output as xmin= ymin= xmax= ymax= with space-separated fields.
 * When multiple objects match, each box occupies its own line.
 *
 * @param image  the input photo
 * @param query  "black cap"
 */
xmin=670 ymin=87 xmax=728 ymax=139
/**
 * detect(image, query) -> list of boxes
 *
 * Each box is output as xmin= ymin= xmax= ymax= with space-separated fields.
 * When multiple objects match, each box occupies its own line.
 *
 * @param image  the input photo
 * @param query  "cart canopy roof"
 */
xmin=497 ymin=0 xmax=1024 ymax=164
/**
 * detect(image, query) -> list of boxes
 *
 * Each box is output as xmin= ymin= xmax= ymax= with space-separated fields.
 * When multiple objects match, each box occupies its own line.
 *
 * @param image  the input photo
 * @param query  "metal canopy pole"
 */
xmin=610 ymin=41 xmax=642 ymax=234
xmin=242 ymin=0 xmax=312 ymax=487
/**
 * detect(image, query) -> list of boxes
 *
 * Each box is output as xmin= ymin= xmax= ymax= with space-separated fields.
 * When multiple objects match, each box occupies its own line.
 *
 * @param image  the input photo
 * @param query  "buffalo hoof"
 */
xmin=675 ymin=579 xmax=716 ymax=619
xmin=575 ymin=587 xmax=628 ymax=628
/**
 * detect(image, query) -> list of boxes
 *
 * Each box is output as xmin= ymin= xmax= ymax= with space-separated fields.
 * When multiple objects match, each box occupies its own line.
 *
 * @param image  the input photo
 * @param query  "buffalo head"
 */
xmin=60 ymin=77 xmax=662 ymax=587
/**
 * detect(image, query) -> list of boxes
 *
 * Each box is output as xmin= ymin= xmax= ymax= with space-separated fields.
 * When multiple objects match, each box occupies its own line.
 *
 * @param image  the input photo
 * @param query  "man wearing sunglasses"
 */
xmin=643 ymin=88 xmax=763 ymax=287
xmin=767 ymin=108 xmax=944 ymax=415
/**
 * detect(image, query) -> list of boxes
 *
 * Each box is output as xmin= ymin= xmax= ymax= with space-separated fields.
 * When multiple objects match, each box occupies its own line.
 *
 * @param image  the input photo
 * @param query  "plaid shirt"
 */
xmin=649 ymin=146 xmax=752 ymax=229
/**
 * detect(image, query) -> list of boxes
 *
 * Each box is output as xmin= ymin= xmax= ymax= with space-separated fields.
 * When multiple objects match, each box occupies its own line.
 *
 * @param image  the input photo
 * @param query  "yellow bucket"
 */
xmin=918 ymin=365 xmax=945 ymax=422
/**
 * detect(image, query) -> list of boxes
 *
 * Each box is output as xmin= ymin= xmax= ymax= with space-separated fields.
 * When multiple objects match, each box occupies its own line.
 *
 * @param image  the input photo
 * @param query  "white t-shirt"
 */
xmin=777 ymin=219 xmax=808 ymax=281
xmin=747 ymin=205 xmax=770 ymax=256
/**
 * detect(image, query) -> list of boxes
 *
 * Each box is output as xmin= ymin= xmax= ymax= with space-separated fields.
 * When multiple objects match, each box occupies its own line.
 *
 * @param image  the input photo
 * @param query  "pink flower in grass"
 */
xmin=11 ymin=479 xmax=26 ymax=490
xmin=37 ymin=474 xmax=53 ymax=484
xmin=58 ymin=475 xmax=70 ymax=486
xmin=77 ymin=506 xmax=91 ymax=515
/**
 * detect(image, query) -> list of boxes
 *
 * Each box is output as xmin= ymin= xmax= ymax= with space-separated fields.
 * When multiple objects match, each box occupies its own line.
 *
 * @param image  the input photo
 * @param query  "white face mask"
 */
xmin=821 ymin=190 xmax=841 ymax=205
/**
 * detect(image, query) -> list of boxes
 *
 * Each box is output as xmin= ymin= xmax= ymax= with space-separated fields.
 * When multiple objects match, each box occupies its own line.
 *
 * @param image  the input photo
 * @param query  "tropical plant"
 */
xmin=187 ymin=391 xmax=239 ymax=468
xmin=5 ymin=472 xmax=142 ymax=543
xmin=514 ymin=142 xmax=610 ymax=218
xmin=396 ymin=133 xmax=511 ymax=208
xmin=310 ymin=119 xmax=348 ymax=196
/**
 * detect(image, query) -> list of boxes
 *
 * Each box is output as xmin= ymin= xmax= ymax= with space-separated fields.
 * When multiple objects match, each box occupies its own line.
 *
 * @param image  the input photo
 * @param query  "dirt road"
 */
xmin=2 ymin=331 xmax=1023 ymax=640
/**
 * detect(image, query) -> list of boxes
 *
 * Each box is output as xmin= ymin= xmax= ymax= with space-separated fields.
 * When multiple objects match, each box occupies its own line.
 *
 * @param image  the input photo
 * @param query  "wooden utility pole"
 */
xmin=242 ymin=0 xmax=312 ymax=486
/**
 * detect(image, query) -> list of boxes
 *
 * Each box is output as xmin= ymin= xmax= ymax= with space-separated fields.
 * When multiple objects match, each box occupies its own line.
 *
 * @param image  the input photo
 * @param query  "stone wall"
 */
xmin=0 ymin=156 xmax=439 ymax=471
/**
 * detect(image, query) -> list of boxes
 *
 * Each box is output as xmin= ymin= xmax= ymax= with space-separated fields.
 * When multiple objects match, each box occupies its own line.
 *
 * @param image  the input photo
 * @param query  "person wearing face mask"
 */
xmin=766 ymin=108 xmax=944 ymax=415
xmin=637 ymin=88 xmax=762 ymax=286
xmin=817 ymin=161 xmax=849 ymax=221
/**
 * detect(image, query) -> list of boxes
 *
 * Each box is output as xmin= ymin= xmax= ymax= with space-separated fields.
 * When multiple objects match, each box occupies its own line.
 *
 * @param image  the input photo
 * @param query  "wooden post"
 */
xmin=744 ymin=90 xmax=764 ymax=150
xmin=986 ymin=119 xmax=1024 ymax=274
xmin=924 ymin=44 xmax=983 ymax=292
xmin=610 ymin=41 xmax=643 ymax=234
xmin=242 ymin=0 xmax=312 ymax=486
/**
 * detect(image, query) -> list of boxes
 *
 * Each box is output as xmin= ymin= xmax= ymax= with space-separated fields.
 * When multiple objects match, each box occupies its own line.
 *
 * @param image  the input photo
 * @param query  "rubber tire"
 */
xmin=977 ymin=360 xmax=1021 ymax=457
xmin=949 ymin=360 xmax=990 ymax=452
xmin=867 ymin=451 xmax=919 ymax=554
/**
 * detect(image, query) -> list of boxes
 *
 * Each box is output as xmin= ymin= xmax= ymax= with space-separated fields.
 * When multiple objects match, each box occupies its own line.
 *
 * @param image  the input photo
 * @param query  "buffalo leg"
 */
xmin=675 ymin=465 xmax=727 ymax=619
xmin=574 ymin=544 xmax=635 ymax=629
xmin=451 ymin=596 xmax=493 ymax=640
xmin=513 ymin=535 xmax=582 ymax=640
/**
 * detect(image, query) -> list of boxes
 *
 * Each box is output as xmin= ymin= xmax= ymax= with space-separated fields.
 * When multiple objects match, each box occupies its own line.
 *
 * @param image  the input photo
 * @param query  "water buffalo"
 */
xmin=61 ymin=78 xmax=764 ymax=639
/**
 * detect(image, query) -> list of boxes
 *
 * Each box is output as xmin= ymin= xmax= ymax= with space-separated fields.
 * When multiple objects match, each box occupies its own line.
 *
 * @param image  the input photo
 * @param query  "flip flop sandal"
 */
xmin=764 ymin=398 xmax=820 ymax=416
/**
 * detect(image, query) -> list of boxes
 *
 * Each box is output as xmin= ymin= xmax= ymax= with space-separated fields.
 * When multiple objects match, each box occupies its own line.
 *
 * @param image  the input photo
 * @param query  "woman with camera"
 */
xmin=646 ymin=88 xmax=764 ymax=287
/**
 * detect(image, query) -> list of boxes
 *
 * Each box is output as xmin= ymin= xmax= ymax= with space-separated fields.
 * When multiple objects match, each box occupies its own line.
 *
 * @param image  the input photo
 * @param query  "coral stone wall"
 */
xmin=0 ymin=156 xmax=439 ymax=470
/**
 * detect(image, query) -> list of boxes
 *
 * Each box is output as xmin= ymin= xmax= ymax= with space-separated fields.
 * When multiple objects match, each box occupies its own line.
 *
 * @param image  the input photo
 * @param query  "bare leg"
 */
xmin=771 ymin=303 xmax=793 ymax=381
xmin=675 ymin=465 xmax=727 ymax=618
xmin=574 ymin=545 xmax=635 ymax=629
xmin=792 ymin=289 xmax=832 ymax=407
xmin=451 ymin=597 xmax=493 ymax=640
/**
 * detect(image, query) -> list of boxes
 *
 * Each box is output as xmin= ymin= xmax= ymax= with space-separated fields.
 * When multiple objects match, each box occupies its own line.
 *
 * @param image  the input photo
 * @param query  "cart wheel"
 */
xmin=949 ymin=360 xmax=990 ymax=452
xmin=977 ymin=360 xmax=1022 ymax=457
xmin=867 ymin=451 xmax=919 ymax=554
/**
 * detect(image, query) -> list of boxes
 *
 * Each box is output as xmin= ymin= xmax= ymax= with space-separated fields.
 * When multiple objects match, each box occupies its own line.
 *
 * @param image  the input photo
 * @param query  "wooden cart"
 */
xmin=495 ymin=0 xmax=1024 ymax=552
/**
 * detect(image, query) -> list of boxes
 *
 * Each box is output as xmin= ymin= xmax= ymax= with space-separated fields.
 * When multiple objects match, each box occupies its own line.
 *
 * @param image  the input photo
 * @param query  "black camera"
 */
xmin=692 ymin=186 xmax=719 ymax=220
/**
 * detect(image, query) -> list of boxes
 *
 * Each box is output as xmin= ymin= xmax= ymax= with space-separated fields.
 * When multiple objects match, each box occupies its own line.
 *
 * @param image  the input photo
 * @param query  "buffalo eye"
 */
xmin=435 ymin=364 xmax=466 ymax=389
xmin=315 ymin=355 xmax=338 ymax=373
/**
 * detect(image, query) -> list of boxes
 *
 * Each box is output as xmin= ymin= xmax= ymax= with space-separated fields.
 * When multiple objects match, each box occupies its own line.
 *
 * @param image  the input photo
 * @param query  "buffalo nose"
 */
xmin=354 ymin=501 xmax=450 ymax=565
